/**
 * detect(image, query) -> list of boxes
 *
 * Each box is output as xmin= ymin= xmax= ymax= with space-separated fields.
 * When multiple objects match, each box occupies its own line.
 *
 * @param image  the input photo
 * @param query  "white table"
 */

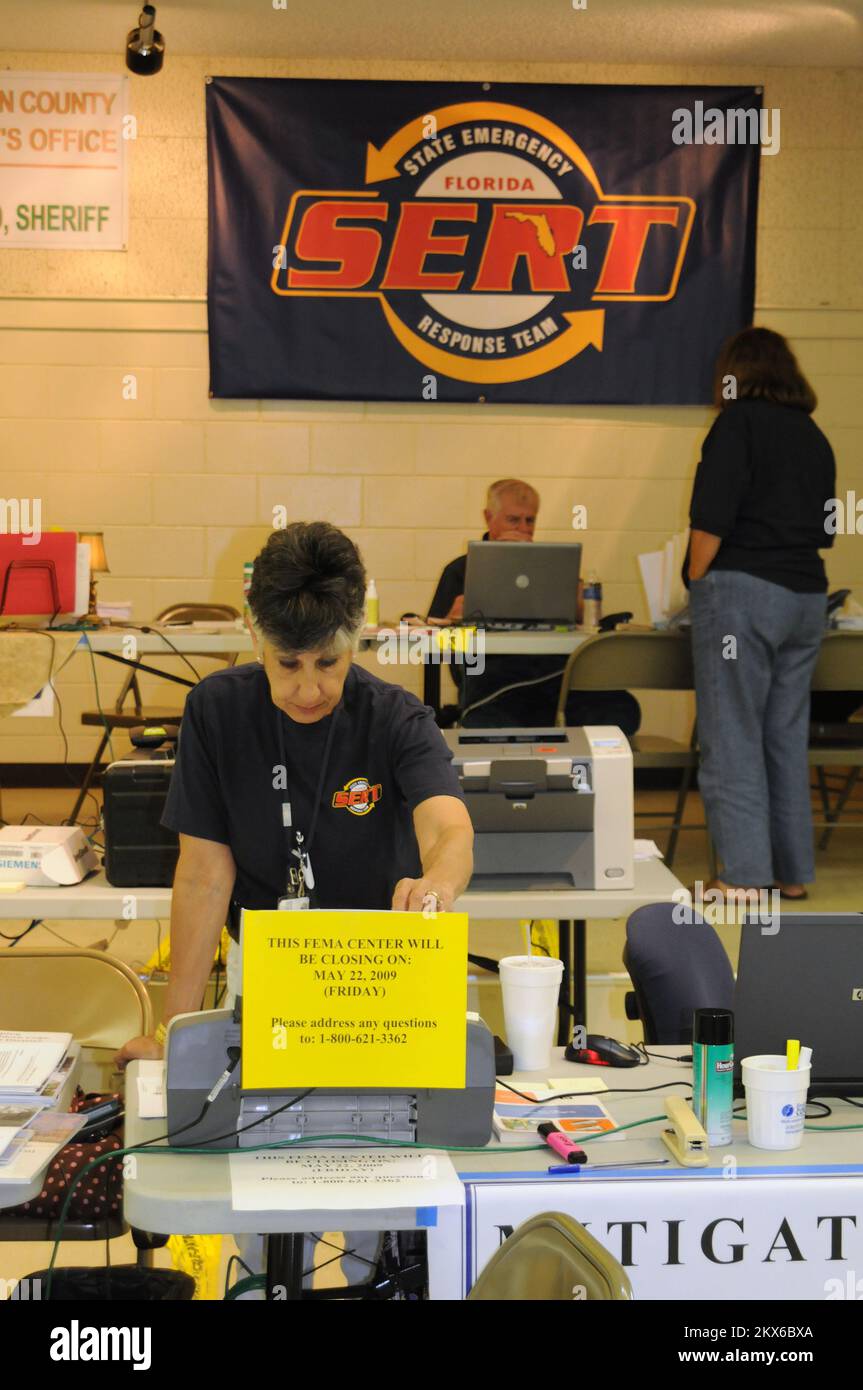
xmin=82 ymin=625 xmax=589 ymax=659
xmin=77 ymin=624 xmax=592 ymax=715
xmin=428 ymin=1047 xmax=863 ymax=1300
xmin=0 ymin=860 xmax=688 ymax=1037
xmin=123 ymin=1048 xmax=863 ymax=1301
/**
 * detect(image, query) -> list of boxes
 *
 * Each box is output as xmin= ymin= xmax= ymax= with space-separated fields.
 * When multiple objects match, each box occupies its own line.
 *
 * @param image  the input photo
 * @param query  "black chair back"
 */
xmin=623 ymin=902 xmax=734 ymax=1044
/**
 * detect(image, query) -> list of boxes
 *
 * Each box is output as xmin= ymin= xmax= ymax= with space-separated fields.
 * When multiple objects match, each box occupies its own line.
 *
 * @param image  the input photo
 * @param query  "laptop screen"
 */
xmin=734 ymin=913 xmax=863 ymax=1096
xmin=463 ymin=541 xmax=582 ymax=624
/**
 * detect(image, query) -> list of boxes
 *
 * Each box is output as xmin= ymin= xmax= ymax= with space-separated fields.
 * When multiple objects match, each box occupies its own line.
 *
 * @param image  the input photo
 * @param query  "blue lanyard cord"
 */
xmin=276 ymin=704 xmax=340 ymax=893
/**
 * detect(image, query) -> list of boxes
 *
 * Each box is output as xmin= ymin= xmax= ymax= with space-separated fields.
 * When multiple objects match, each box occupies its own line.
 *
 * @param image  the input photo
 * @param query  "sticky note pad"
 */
xmin=548 ymin=1076 xmax=608 ymax=1094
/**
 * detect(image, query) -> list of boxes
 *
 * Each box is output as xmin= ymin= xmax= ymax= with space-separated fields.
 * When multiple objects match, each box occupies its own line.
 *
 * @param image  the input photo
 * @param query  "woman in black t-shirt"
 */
xmin=685 ymin=327 xmax=836 ymax=900
xmin=116 ymin=521 xmax=473 ymax=1065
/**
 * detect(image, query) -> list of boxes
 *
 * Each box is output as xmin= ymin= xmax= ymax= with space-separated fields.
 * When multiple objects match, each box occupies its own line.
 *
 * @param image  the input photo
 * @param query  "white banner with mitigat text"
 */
xmin=428 ymin=1175 xmax=863 ymax=1300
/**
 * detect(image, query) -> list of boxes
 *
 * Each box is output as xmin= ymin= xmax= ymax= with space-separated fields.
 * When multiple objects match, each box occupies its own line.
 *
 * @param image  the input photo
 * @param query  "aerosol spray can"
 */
xmin=692 ymin=1007 xmax=734 ymax=1146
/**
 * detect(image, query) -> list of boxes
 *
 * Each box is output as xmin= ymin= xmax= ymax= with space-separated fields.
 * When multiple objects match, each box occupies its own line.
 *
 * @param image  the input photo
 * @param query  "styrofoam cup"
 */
xmin=499 ymin=955 xmax=564 ymax=1071
xmin=741 ymin=1054 xmax=811 ymax=1150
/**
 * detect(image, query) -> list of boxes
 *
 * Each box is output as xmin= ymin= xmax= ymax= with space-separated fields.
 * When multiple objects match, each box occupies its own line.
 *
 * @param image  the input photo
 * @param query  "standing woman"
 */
xmin=686 ymin=327 xmax=836 ymax=900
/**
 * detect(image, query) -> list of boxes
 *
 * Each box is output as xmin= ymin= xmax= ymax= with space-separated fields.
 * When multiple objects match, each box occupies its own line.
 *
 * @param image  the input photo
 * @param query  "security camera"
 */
xmin=126 ymin=5 xmax=165 ymax=75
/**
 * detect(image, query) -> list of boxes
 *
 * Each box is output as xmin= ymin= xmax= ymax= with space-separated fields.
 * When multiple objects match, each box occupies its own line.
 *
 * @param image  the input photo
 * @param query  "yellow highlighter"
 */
xmin=786 ymin=1039 xmax=800 ymax=1071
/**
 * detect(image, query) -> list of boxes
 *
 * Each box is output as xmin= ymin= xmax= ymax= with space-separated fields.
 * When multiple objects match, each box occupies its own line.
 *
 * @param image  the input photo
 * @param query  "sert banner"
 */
xmin=206 ymin=78 xmax=760 ymax=404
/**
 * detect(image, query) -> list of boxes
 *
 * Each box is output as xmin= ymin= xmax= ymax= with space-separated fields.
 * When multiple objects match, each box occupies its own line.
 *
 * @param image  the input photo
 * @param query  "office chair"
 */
xmin=622 ymin=902 xmax=734 ymax=1045
xmin=809 ymin=630 xmax=863 ymax=848
xmin=467 ymin=1212 xmax=633 ymax=1300
xmin=554 ymin=629 xmax=712 ymax=870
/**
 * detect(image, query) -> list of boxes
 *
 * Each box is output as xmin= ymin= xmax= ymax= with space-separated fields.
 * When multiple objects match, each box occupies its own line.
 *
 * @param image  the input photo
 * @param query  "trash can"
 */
xmin=9 ymin=1265 xmax=195 ymax=1300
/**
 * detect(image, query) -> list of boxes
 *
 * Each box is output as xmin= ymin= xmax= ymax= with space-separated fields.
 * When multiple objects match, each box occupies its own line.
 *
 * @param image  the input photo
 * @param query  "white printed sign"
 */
xmin=0 ymin=74 xmax=128 ymax=248
xmin=428 ymin=1175 xmax=863 ymax=1300
xmin=229 ymin=1149 xmax=465 ymax=1214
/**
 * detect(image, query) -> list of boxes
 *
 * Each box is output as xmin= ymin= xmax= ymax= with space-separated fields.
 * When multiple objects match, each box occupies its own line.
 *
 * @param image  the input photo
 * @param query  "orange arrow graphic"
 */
xmin=366 ymin=102 xmax=603 ymax=197
xmin=379 ymin=303 xmax=605 ymax=383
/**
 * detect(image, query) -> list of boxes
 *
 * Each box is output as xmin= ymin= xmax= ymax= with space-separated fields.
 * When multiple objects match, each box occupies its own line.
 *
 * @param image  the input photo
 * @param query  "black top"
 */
xmin=161 ymin=662 xmax=463 ymax=931
xmin=687 ymin=399 xmax=836 ymax=593
xmin=427 ymin=532 xmax=490 ymax=620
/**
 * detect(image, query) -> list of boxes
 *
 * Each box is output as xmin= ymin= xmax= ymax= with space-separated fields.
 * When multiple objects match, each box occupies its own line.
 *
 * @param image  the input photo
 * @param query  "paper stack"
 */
xmin=492 ymin=1086 xmax=623 ymax=1144
xmin=96 ymin=599 xmax=134 ymax=621
xmin=0 ymin=1033 xmax=82 ymax=1181
xmin=0 ymin=1031 xmax=74 ymax=1101
xmin=638 ymin=530 xmax=690 ymax=627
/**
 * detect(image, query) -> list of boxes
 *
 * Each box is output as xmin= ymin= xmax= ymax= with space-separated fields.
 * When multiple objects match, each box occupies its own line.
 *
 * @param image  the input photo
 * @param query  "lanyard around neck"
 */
xmin=276 ymin=704 xmax=340 ymax=889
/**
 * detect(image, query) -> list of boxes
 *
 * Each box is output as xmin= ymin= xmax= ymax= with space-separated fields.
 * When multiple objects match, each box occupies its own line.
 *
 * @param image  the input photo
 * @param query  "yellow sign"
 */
xmin=240 ymin=909 xmax=468 ymax=1090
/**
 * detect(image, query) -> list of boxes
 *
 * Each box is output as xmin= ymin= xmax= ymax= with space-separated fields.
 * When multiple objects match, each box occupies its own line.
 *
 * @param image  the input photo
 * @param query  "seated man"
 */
xmin=428 ymin=478 xmax=641 ymax=734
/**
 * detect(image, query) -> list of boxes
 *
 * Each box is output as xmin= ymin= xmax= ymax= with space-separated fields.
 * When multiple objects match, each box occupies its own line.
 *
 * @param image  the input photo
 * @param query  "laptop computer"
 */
xmin=463 ymin=541 xmax=582 ymax=626
xmin=734 ymin=913 xmax=863 ymax=1098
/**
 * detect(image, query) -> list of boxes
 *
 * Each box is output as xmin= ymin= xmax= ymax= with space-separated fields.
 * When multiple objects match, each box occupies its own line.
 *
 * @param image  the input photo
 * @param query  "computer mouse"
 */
xmin=565 ymin=1034 xmax=642 ymax=1068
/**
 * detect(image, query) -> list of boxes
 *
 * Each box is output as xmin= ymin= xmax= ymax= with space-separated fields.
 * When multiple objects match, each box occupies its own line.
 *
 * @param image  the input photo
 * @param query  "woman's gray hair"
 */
xmin=252 ymin=617 xmax=362 ymax=657
xmin=247 ymin=522 xmax=367 ymax=653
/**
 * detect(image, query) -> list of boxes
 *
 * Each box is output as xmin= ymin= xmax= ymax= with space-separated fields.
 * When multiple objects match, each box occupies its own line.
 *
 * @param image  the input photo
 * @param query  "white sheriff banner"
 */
xmin=0 ymin=73 xmax=128 ymax=249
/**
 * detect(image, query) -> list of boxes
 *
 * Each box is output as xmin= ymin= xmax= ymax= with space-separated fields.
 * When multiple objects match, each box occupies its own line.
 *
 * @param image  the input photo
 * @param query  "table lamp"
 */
xmin=79 ymin=531 xmax=110 ymax=626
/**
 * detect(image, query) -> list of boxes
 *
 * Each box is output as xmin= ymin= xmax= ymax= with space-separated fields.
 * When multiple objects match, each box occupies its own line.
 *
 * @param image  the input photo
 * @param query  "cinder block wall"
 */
xmin=1 ymin=54 xmax=861 ymax=763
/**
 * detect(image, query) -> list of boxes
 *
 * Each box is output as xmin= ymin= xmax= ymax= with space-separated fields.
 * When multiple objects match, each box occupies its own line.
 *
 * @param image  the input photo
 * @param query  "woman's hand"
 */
xmin=114 ymin=1034 xmax=164 ymax=1070
xmin=688 ymin=528 xmax=723 ymax=581
xmin=391 ymin=877 xmax=454 ymax=914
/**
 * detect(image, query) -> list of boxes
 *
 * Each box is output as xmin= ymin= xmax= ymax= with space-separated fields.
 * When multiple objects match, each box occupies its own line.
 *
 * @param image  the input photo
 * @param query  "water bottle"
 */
xmin=365 ymin=578 xmax=380 ymax=628
xmin=583 ymin=571 xmax=602 ymax=627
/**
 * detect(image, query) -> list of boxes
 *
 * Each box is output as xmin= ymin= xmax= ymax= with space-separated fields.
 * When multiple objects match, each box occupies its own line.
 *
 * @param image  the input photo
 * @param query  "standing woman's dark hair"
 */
xmin=713 ymin=326 xmax=817 ymax=413
xmin=248 ymin=521 xmax=366 ymax=653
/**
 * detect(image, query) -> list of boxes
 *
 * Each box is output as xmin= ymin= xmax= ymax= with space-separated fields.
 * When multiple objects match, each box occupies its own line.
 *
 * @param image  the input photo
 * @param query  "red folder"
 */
xmin=0 ymin=533 xmax=79 ymax=615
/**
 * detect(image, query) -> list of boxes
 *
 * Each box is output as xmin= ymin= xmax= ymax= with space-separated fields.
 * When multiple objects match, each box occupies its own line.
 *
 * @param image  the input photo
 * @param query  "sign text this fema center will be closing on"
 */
xmin=241 ymin=910 xmax=469 ymax=1090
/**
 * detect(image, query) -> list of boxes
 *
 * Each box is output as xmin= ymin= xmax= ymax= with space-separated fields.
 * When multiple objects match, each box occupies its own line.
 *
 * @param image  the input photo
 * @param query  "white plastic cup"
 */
xmin=741 ymin=1054 xmax=811 ymax=1150
xmin=499 ymin=955 xmax=564 ymax=1071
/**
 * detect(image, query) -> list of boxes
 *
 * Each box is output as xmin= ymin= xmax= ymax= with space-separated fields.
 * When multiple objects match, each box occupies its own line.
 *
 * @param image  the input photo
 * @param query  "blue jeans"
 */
xmin=689 ymin=569 xmax=827 ymax=886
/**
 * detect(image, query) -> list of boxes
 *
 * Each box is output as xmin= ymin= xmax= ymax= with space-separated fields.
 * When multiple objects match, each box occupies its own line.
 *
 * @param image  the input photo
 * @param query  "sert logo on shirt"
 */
xmin=332 ymin=776 xmax=383 ymax=815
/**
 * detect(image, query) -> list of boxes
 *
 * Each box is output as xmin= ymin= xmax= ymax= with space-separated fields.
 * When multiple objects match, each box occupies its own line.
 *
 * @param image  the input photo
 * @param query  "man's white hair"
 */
xmin=486 ymin=478 xmax=540 ymax=514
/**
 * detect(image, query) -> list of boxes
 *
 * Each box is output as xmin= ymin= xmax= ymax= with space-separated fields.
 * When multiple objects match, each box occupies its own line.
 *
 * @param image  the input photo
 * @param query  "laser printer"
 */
xmin=443 ymin=725 xmax=633 ymax=889
xmin=165 ymin=1009 xmax=496 ymax=1149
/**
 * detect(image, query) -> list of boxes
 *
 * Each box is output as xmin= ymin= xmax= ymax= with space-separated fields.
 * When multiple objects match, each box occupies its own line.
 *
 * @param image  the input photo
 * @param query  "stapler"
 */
xmin=660 ymin=1096 xmax=709 ymax=1166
